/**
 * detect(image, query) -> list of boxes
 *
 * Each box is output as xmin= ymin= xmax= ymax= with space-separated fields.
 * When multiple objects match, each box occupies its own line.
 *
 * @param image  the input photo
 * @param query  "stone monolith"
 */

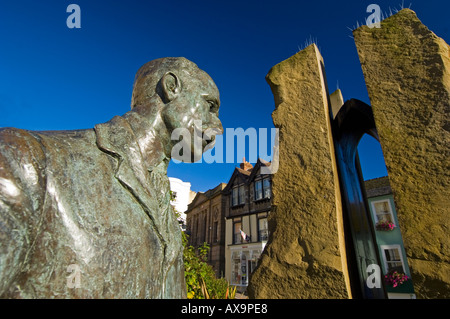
xmin=354 ymin=9 xmax=450 ymax=298
xmin=248 ymin=45 xmax=351 ymax=299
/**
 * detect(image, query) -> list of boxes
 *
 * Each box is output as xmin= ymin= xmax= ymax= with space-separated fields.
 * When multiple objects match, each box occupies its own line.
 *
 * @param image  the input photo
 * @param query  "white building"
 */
xmin=168 ymin=177 xmax=196 ymax=228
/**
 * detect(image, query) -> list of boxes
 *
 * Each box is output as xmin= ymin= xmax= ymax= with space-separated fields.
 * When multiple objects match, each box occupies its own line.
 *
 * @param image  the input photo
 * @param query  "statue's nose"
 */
xmin=202 ymin=113 xmax=223 ymax=135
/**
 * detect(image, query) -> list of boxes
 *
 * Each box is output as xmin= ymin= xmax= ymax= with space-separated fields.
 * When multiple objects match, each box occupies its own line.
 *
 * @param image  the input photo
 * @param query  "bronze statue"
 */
xmin=0 ymin=57 xmax=223 ymax=298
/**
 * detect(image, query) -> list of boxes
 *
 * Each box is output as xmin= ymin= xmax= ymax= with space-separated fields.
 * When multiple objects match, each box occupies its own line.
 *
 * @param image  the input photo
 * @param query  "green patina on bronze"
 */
xmin=0 ymin=57 xmax=223 ymax=298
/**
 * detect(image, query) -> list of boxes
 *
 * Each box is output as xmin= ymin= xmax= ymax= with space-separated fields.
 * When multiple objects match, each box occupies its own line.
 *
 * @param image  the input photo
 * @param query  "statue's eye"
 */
xmin=208 ymin=100 xmax=218 ymax=113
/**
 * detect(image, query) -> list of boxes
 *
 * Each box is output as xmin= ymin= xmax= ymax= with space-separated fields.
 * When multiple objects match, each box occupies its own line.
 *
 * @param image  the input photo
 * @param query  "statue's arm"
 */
xmin=0 ymin=128 xmax=47 ymax=296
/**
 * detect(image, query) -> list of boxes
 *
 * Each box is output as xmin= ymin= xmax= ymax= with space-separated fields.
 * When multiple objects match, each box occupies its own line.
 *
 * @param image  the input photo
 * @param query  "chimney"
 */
xmin=240 ymin=157 xmax=253 ymax=171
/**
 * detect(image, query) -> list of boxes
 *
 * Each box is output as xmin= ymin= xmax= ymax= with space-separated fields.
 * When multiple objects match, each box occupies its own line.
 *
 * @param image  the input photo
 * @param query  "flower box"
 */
xmin=385 ymin=270 xmax=409 ymax=288
xmin=376 ymin=221 xmax=395 ymax=231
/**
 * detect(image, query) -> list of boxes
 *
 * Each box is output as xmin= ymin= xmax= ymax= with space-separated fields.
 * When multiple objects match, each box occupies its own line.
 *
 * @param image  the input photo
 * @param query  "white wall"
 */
xmin=168 ymin=177 xmax=195 ymax=224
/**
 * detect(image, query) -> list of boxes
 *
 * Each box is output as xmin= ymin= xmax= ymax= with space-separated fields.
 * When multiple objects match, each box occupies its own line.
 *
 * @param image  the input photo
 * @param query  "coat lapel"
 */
xmin=94 ymin=116 xmax=166 ymax=244
xmin=94 ymin=116 xmax=183 ymax=297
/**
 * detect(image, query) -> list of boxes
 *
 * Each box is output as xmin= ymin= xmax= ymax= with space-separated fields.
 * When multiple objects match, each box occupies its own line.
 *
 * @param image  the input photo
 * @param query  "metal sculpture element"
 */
xmin=332 ymin=99 xmax=386 ymax=299
xmin=0 ymin=57 xmax=223 ymax=298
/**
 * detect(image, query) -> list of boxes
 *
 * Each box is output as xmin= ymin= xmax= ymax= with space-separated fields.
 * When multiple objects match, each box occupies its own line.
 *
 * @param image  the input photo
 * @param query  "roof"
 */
xmin=364 ymin=176 xmax=392 ymax=198
xmin=223 ymin=158 xmax=272 ymax=194
xmin=185 ymin=183 xmax=227 ymax=213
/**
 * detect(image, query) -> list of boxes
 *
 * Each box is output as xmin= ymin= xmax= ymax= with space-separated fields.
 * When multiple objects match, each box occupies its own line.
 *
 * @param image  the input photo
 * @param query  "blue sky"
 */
xmin=1 ymin=0 xmax=448 ymax=192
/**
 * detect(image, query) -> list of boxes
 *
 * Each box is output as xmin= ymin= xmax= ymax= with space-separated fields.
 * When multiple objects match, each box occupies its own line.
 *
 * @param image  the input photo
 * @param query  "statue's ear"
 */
xmin=161 ymin=72 xmax=181 ymax=102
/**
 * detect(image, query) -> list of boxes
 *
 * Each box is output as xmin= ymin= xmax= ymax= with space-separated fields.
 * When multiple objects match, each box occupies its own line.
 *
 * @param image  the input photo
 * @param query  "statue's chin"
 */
xmin=170 ymin=128 xmax=220 ymax=163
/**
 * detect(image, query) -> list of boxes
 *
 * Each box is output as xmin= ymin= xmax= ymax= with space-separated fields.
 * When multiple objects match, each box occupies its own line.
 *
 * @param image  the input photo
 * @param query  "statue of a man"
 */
xmin=0 ymin=57 xmax=222 ymax=298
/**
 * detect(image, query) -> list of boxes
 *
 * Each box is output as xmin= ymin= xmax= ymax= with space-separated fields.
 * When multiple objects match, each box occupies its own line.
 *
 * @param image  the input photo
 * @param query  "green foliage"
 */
xmin=182 ymin=232 xmax=235 ymax=299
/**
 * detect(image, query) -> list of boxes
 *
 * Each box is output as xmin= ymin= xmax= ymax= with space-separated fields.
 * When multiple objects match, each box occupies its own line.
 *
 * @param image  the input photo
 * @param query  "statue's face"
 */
xmin=162 ymin=69 xmax=223 ymax=162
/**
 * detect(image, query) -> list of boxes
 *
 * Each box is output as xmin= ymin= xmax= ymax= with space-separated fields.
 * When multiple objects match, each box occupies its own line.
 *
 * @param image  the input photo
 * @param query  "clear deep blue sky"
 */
xmin=1 ymin=1 xmax=448 ymax=192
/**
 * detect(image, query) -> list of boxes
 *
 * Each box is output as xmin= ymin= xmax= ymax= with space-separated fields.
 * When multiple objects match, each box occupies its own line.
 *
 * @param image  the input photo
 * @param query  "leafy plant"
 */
xmin=182 ymin=232 xmax=235 ymax=299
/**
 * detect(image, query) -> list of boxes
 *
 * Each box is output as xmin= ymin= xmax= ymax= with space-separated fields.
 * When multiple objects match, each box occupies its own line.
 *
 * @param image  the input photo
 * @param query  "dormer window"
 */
xmin=232 ymin=185 xmax=245 ymax=206
xmin=254 ymin=177 xmax=271 ymax=201
xmin=239 ymin=185 xmax=245 ymax=204
xmin=263 ymin=178 xmax=271 ymax=198
xmin=255 ymin=180 xmax=262 ymax=200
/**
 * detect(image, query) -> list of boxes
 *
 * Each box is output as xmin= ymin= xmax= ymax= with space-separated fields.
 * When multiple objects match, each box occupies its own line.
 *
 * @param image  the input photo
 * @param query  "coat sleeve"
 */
xmin=0 ymin=128 xmax=47 ymax=296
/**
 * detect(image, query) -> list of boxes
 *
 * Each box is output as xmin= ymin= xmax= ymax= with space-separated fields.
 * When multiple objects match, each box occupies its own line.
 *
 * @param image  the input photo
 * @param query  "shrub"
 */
xmin=182 ymin=232 xmax=235 ymax=299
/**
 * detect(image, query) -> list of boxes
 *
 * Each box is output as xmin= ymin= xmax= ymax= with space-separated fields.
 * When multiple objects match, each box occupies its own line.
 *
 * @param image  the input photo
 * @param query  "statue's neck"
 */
xmin=123 ymin=106 xmax=171 ymax=172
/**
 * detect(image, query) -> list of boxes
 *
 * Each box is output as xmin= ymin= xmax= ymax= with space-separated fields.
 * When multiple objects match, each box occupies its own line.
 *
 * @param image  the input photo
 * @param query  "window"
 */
xmin=233 ymin=221 xmax=242 ymax=244
xmin=241 ymin=253 xmax=248 ymax=285
xmin=232 ymin=187 xmax=238 ymax=206
xmin=381 ymin=245 xmax=405 ymax=273
xmin=249 ymin=250 xmax=261 ymax=273
xmin=231 ymin=250 xmax=262 ymax=286
xmin=255 ymin=180 xmax=263 ymax=200
xmin=254 ymin=178 xmax=271 ymax=201
xmin=232 ymin=185 xmax=245 ymax=206
xmin=371 ymin=199 xmax=395 ymax=224
xmin=231 ymin=251 xmax=242 ymax=285
xmin=263 ymin=178 xmax=271 ymax=199
xmin=258 ymin=218 xmax=269 ymax=242
xmin=238 ymin=185 xmax=245 ymax=204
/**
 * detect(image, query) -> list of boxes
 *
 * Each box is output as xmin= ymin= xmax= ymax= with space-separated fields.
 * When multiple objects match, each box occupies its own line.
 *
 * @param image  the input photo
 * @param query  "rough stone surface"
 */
xmin=248 ymin=45 xmax=350 ymax=299
xmin=354 ymin=9 xmax=450 ymax=298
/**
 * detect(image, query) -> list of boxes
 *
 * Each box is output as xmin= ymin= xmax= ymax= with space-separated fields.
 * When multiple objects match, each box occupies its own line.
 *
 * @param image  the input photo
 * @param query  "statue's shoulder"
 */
xmin=0 ymin=128 xmax=47 ymax=207
xmin=0 ymin=127 xmax=38 ymax=142
xmin=0 ymin=127 xmax=46 ymax=164
xmin=0 ymin=128 xmax=48 ymax=294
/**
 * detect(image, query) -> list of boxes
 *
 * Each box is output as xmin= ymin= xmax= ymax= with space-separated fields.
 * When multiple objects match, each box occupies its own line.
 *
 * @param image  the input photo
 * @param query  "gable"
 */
xmin=248 ymin=158 xmax=272 ymax=182
xmin=223 ymin=168 xmax=250 ymax=193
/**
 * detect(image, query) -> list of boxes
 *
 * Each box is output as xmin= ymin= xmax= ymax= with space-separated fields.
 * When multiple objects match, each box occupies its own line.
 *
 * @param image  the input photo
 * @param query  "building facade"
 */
xmin=185 ymin=183 xmax=227 ymax=277
xmin=223 ymin=159 xmax=272 ymax=292
xmin=365 ymin=177 xmax=416 ymax=299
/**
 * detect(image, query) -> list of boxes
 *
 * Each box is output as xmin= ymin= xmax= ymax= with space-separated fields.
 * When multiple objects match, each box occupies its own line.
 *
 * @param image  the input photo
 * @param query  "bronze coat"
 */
xmin=0 ymin=116 xmax=185 ymax=298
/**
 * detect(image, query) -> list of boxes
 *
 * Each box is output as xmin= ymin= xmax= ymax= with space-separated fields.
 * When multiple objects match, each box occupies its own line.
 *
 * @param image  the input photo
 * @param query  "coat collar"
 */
xmin=94 ymin=115 xmax=184 ymax=296
xmin=94 ymin=116 xmax=167 ymax=244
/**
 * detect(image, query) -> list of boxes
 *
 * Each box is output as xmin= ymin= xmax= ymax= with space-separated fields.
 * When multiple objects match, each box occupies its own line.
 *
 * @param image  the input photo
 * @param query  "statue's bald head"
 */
xmin=130 ymin=57 xmax=223 ymax=161
xmin=131 ymin=57 xmax=202 ymax=108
